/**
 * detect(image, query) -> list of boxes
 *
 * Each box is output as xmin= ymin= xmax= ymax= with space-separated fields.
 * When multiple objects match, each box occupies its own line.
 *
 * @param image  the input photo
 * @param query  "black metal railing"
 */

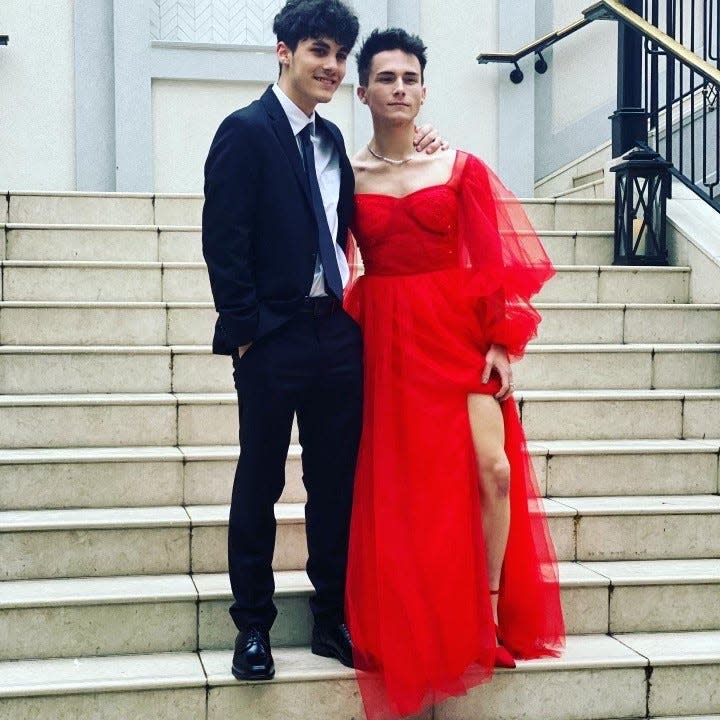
xmin=478 ymin=0 xmax=720 ymax=212
xmin=476 ymin=18 xmax=593 ymax=84
xmin=640 ymin=0 xmax=720 ymax=206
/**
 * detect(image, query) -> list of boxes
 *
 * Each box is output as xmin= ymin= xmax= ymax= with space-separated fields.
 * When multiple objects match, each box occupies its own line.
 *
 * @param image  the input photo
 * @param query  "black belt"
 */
xmin=299 ymin=296 xmax=341 ymax=316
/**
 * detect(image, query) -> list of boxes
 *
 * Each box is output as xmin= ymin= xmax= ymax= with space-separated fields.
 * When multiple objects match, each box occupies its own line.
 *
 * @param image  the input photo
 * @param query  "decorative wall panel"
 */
xmin=150 ymin=1 xmax=284 ymax=45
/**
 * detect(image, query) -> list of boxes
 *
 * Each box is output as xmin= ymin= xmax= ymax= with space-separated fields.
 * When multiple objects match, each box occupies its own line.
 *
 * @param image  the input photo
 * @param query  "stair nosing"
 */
xmin=0 ymin=506 xmax=190 ymax=532
xmin=3 ymin=439 xmax=713 ymax=465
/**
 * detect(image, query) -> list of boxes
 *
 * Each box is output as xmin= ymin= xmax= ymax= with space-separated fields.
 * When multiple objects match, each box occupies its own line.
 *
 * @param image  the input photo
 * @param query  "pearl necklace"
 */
xmin=367 ymin=143 xmax=414 ymax=166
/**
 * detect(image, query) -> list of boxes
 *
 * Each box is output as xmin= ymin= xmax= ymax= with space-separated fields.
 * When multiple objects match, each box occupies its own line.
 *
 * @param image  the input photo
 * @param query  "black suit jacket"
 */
xmin=202 ymin=86 xmax=355 ymax=355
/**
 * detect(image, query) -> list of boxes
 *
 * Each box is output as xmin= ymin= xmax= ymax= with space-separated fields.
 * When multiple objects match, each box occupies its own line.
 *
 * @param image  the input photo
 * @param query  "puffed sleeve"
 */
xmin=457 ymin=152 xmax=555 ymax=360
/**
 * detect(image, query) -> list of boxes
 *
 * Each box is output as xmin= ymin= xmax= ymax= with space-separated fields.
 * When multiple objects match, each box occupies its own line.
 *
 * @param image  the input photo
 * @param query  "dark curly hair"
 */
xmin=356 ymin=28 xmax=427 ymax=86
xmin=273 ymin=0 xmax=360 ymax=51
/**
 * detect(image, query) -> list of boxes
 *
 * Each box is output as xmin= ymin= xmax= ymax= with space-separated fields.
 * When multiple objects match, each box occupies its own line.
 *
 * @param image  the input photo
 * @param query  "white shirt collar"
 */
xmin=272 ymin=83 xmax=315 ymax=137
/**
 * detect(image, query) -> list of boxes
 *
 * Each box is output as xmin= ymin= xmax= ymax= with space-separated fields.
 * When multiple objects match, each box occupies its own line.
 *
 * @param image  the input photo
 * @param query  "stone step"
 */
xmin=5 ymin=192 xmax=613 ymax=230
xmin=5 ymin=192 xmax=202 ymax=226
xmin=0 ymin=445 xmax=304 ymax=510
xmin=519 ymin=343 xmax=720 ymax=390
xmin=1 ymin=389 xmax=719 ymax=448
xmin=0 ymin=574 xmax=198 ymax=661
xmin=582 ymin=559 xmax=720 ymax=632
xmin=518 ymin=389 xmax=720 ymax=441
xmin=0 ymin=301 xmax=212 ymax=345
xmin=1 ymin=439 xmax=715 ymax=512
xmin=540 ymin=439 xmax=720 ymax=497
xmin=0 ymin=563 xmax=603 ymax=661
xmin=0 ymin=262 xmax=690 ymax=304
xmin=0 ymin=346 xmax=176 ymax=394
xmin=615 ymin=632 xmax=720 ymax=718
xmin=4 ymin=223 xmax=200 ymax=262
xmin=194 ymin=560 xmax=720 ymax=647
xmin=574 ymin=168 xmax=605 ymax=187
xmin=1 ymin=560 xmax=717 ymax=661
xmin=535 ymin=303 xmax=720 ymax=344
xmin=186 ymin=496 xmax=720 ymax=568
xmin=0 ymin=261 xmax=208 ymax=302
xmin=3 ymin=224 xmax=613 ymax=266
xmin=553 ymin=179 xmax=605 ymax=200
xmin=1 ymin=300 xmax=716 ymax=347
xmin=4 ymin=633 xmax=718 ymax=720
xmin=0 ymin=393 xmax=180 ymax=448
xmin=533 ymin=265 xmax=690 ymax=304
xmin=3 ymin=496 xmax=718 ymax=580
xmin=0 ymin=506 xmax=191 ymax=580
xmin=3 ymin=343 xmax=719 ymax=394
xmin=0 ymin=651 xmax=207 ymax=720
xmin=555 ymin=495 xmax=720 ymax=561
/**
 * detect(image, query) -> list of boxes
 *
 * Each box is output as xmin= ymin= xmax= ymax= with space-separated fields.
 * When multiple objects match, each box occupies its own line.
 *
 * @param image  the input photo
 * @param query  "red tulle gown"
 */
xmin=344 ymin=151 xmax=565 ymax=720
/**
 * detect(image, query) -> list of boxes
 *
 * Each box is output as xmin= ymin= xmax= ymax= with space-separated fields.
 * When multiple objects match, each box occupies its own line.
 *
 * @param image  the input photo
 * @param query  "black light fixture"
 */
xmin=610 ymin=146 xmax=672 ymax=265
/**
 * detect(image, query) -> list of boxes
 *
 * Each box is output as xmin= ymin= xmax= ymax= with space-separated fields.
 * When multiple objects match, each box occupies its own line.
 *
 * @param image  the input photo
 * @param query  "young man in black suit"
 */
xmin=202 ymin=0 xmax=442 ymax=681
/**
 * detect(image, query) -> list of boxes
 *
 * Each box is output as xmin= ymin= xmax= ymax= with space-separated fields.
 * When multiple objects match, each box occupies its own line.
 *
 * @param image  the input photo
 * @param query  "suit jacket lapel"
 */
xmin=259 ymin=87 xmax=313 ymax=208
xmin=315 ymin=113 xmax=344 ymax=152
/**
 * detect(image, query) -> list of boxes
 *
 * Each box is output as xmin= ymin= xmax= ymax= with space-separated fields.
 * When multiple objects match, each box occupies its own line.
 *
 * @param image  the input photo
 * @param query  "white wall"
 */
xmin=0 ymin=0 xmax=500 ymax=193
xmin=549 ymin=0 xmax=616 ymax=135
xmin=535 ymin=0 xmax=617 ymax=178
xmin=419 ymin=0 xmax=498 ymax=168
xmin=152 ymin=80 xmax=355 ymax=194
xmin=151 ymin=0 xmax=499 ymax=194
xmin=0 ymin=1 xmax=76 ymax=191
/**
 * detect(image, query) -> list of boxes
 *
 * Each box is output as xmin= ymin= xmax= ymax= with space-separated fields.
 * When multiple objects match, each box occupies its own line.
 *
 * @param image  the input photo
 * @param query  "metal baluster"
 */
xmin=710 ymin=0 xmax=720 ymax=198
xmin=702 ymin=78 xmax=709 ymax=193
xmin=666 ymin=0 xmax=675 ymax=166
xmin=652 ymin=0 xmax=661 ymax=151
xmin=679 ymin=0 xmax=685 ymax=173
xmin=691 ymin=2 xmax=697 ymax=183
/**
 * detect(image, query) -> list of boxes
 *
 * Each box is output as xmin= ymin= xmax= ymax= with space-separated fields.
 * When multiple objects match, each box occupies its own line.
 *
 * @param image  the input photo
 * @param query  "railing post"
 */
xmin=610 ymin=0 xmax=648 ymax=155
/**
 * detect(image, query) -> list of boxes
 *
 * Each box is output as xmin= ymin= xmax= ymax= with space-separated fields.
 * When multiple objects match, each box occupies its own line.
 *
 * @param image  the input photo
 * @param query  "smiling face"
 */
xmin=358 ymin=49 xmax=426 ymax=125
xmin=277 ymin=36 xmax=349 ymax=115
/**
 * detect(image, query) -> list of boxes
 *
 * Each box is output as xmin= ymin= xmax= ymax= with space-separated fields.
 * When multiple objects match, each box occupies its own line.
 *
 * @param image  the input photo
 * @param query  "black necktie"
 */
xmin=298 ymin=124 xmax=343 ymax=300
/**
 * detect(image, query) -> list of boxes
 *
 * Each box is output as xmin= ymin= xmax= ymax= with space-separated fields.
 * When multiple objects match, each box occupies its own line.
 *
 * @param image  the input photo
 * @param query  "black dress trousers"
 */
xmin=228 ymin=304 xmax=363 ymax=632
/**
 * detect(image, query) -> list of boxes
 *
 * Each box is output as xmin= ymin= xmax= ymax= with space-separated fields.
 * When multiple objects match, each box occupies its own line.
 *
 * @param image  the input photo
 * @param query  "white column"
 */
xmin=75 ymin=0 xmax=116 ymax=191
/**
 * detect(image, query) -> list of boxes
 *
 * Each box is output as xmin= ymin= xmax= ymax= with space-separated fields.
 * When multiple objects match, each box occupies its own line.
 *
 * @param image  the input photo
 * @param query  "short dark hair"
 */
xmin=356 ymin=28 xmax=428 ymax=86
xmin=273 ymin=0 xmax=360 ymax=52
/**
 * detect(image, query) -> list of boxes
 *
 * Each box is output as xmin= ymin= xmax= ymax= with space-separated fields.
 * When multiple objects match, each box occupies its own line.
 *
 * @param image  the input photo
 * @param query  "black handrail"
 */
xmin=479 ymin=1 xmax=720 ymax=85
xmin=586 ymin=0 xmax=720 ymax=84
xmin=478 ymin=0 xmax=720 ymax=209
xmin=477 ymin=18 xmax=593 ymax=84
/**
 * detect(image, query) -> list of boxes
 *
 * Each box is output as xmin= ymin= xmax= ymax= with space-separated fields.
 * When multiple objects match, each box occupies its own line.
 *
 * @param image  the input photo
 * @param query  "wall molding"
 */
xmin=74 ymin=0 xmax=394 ymax=190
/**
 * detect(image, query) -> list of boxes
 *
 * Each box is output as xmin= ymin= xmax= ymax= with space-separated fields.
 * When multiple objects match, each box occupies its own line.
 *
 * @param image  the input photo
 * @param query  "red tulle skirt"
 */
xmin=344 ymin=266 xmax=565 ymax=720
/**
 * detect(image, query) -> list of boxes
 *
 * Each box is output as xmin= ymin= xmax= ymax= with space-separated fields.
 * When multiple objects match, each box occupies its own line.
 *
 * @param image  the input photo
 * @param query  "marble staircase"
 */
xmin=0 ymin=191 xmax=719 ymax=720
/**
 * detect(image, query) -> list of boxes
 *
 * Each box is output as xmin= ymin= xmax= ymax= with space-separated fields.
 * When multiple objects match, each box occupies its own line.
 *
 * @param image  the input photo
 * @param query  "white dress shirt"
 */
xmin=272 ymin=83 xmax=350 ymax=296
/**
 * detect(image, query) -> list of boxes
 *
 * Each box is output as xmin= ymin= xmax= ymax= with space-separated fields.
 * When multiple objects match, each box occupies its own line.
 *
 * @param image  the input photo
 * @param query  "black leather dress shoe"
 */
xmin=311 ymin=621 xmax=354 ymax=668
xmin=231 ymin=627 xmax=275 ymax=680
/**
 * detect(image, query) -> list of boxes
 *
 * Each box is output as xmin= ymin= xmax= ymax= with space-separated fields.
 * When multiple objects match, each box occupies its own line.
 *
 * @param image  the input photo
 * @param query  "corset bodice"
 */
xmin=352 ymin=184 xmax=460 ymax=275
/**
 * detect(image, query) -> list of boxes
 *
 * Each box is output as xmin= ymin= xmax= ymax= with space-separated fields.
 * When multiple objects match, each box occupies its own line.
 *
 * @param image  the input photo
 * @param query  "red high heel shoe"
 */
xmin=491 ymin=589 xmax=516 ymax=669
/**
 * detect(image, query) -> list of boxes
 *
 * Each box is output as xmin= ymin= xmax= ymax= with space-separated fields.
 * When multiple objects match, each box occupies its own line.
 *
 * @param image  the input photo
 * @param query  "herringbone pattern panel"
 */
xmin=150 ymin=0 xmax=283 ymax=45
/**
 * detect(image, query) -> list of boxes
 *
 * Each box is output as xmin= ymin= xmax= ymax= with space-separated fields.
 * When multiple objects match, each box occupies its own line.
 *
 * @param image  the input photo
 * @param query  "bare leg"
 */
xmin=467 ymin=393 xmax=511 ymax=630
